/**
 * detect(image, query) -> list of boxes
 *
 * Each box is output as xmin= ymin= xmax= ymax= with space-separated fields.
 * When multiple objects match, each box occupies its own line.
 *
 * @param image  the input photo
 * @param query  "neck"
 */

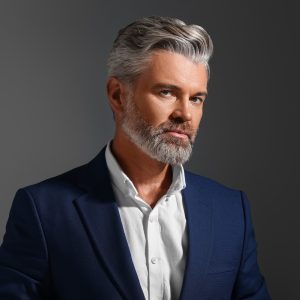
xmin=111 ymin=133 xmax=173 ymax=208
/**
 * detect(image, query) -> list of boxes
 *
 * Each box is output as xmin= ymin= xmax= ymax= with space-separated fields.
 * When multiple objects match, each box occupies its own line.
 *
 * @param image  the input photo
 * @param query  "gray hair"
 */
xmin=107 ymin=16 xmax=214 ymax=83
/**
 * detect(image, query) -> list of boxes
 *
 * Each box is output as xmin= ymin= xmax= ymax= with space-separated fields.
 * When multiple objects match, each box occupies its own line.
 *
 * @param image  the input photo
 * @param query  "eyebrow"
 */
xmin=152 ymin=83 xmax=208 ymax=97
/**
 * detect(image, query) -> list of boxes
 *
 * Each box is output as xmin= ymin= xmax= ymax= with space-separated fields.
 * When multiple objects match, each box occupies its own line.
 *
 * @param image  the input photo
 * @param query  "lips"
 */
xmin=164 ymin=129 xmax=192 ymax=140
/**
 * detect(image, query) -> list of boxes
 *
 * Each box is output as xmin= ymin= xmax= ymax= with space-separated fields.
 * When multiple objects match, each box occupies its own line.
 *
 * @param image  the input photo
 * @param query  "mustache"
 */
xmin=156 ymin=120 xmax=195 ymax=139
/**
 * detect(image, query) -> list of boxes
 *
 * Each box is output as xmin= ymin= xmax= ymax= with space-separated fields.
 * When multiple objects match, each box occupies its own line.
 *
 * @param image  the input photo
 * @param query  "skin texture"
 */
xmin=107 ymin=50 xmax=208 ymax=207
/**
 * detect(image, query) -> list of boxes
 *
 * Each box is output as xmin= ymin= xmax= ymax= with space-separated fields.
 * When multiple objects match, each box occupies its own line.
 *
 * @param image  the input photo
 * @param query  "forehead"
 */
xmin=134 ymin=50 xmax=208 ymax=92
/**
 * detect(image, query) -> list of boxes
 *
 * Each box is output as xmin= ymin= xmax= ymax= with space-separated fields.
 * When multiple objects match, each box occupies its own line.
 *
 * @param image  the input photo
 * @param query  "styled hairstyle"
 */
xmin=107 ymin=16 xmax=214 ymax=83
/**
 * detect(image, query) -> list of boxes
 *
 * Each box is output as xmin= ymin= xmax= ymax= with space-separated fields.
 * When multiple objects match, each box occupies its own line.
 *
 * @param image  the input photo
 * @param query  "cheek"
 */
xmin=192 ymin=108 xmax=203 ymax=127
xmin=147 ymin=110 xmax=173 ymax=126
xmin=136 ymin=98 xmax=173 ymax=124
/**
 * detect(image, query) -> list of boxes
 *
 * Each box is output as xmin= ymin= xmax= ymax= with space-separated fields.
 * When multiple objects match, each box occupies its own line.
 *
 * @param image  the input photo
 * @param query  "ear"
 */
xmin=106 ymin=77 xmax=127 ymax=116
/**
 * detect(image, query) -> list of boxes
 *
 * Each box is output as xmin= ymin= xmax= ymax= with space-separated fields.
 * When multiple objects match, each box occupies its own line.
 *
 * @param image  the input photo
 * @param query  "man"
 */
xmin=0 ymin=16 xmax=271 ymax=299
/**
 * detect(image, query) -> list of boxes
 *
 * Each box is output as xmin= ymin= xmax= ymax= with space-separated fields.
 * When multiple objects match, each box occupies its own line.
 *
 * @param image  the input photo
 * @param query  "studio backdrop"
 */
xmin=0 ymin=1 xmax=299 ymax=299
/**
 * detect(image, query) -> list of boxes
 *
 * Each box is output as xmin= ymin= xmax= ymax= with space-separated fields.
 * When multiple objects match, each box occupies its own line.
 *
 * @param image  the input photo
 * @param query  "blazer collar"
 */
xmin=74 ymin=147 xmax=145 ymax=300
xmin=179 ymin=171 xmax=214 ymax=300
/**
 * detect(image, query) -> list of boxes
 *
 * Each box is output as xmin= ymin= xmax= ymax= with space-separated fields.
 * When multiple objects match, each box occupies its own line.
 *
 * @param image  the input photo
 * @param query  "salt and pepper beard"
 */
xmin=121 ymin=93 xmax=198 ymax=165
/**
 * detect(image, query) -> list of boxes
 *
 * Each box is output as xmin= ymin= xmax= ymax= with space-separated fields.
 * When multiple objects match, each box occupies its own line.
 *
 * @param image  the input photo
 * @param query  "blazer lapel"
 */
xmin=73 ymin=148 xmax=145 ymax=300
xmin=179 ymin=172 xmax=214 ymax=300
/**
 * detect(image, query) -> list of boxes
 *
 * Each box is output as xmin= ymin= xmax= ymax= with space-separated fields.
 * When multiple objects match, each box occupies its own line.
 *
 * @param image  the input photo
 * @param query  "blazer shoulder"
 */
xmin=184 ymin=170 xmax=246 ymax=209
xmin=18 ymin=147 xmax=108 ymax=206
xmin=19 ymin=162 xmax=91 ymax=205
xmin=184 ymin=170 xmax=239 ymax=194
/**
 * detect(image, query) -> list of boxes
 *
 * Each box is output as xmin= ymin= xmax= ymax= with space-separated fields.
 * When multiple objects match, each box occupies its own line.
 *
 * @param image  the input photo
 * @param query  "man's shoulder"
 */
xmin=20 ymin=148 xmax=107 ymax=201
xmin=184 ymin=170 xmax=244 ymax=208
xmin=19 ymin=162 xmax=89 ymax=204
xmin=21 ymin=147 xmax=106 ymax=202
xmin=184 ymin=170 xmax=239 ymax=194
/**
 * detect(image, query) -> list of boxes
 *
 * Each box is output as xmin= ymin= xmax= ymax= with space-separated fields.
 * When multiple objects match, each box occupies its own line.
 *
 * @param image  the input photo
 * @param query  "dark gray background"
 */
xmin=1 ymin=0 xmax=299 ymax=299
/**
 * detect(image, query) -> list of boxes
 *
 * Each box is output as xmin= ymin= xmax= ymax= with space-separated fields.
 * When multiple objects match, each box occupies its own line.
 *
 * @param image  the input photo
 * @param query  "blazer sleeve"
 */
xmin=232 ymin=191 xmax=272 ymax=299
xmin=0 ymin=188 xmax=50 ymax=299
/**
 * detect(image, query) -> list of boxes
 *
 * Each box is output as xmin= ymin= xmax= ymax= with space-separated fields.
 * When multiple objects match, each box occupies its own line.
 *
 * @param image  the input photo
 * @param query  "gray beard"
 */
xmin=121 ymin=97 xmax=197 ymax=165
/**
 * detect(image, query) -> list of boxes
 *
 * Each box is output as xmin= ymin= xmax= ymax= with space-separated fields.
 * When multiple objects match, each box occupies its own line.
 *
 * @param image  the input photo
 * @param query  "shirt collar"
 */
xmin=105 ymin=141 xmax=186 ymax=199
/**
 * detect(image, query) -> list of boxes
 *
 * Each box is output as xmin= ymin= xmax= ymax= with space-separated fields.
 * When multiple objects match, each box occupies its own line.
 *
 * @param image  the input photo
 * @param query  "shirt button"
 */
xmin=151 ymin=257 xmax=158 ymax=264
xmin=161 ymin=199 xmax=167 ymax=205
xmin=141 ymin=206 xmax=148 ymax=212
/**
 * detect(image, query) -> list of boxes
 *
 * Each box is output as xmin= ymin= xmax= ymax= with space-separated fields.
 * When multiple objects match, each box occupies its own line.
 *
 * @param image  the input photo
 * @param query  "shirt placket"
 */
xmin=147 ymin=204 xmax=163 ymax=300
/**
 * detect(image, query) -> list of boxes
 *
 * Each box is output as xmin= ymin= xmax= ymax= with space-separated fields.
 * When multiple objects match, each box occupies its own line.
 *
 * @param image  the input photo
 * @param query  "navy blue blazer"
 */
xmin=0 ymin=147 xmax=271 ymax=299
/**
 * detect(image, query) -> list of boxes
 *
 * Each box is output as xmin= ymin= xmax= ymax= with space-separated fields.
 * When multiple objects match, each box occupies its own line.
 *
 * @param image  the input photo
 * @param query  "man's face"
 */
xmin=121 ymin=50 xmax=208 ymax=165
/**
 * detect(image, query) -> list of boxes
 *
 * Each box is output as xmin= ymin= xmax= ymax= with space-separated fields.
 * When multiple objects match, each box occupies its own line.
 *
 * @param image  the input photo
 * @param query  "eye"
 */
xmin=190 ymin=96 xmax=205 ymax=104
xmin=159 ymin=89 xmax=173 ymax=97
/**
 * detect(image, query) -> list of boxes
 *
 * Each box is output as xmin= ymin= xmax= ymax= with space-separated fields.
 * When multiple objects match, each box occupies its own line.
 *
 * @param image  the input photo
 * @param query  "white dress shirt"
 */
xmin=105 ymin=143 xmax=187 ymax=300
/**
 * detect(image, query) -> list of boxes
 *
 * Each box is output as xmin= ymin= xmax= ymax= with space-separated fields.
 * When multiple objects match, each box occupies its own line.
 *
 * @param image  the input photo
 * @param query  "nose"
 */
xmin=171 ymin=98 xmax=192 ymax=122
